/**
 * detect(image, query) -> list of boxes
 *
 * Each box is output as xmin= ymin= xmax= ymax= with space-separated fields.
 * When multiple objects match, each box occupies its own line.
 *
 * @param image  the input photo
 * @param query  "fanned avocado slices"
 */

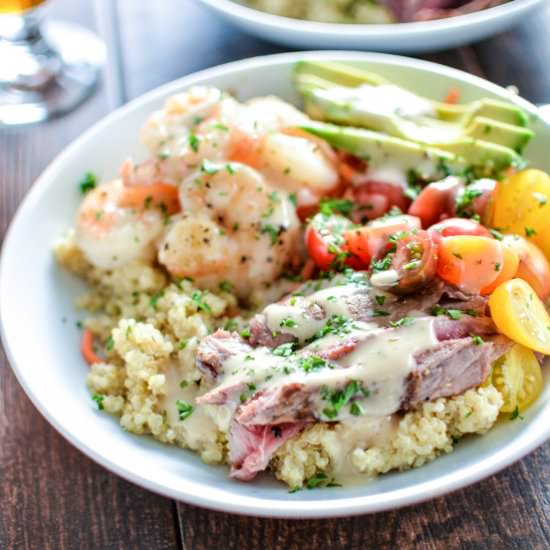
xmin=301 ymin=122 xmax=524 ymax=181
xmin=293 ymin=61 xmax=533 ymax=157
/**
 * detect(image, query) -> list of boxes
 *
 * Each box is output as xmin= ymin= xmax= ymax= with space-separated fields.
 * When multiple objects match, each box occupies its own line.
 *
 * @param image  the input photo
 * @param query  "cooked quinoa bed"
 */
xmin=55 ymin=232 xmax=504 ymax=488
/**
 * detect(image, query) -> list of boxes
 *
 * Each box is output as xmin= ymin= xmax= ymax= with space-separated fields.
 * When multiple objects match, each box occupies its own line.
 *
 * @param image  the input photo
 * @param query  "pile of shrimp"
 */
xmin=75 ymin=86 xmax=340 ymax=298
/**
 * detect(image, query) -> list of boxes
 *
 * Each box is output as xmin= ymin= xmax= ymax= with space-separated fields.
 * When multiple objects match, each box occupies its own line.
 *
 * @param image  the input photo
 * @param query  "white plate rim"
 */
xmin=1 ymin=50 xmax=549 ymax=518
xmin=198 ymin=0 xmax=544 ymax=37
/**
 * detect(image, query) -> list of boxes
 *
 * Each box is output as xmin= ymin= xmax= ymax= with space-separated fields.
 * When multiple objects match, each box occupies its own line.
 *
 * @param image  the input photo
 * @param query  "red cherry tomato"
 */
xmin=409 ymin=176 xmax=464 ymax=227
xmin=428 ymin=217 xmax=492 ymax=245
xmin=344 ymin=214 xmax=421 ymax=266
xmin=370 ymin=230 xmax=438 ymax=295
xmin=305 ymin=213 xmax=365 ymax=271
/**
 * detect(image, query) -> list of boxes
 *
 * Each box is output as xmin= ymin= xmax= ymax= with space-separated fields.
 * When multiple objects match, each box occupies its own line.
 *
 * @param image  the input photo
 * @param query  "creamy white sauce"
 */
xmin=262 ymin=281 xmax=369 ymax=342
xmin=319 ymin=84 xmax=435 ymax=120
xmin=160 ymin=363 xmax=221 ymax=448
xmin=217 ymin=316 xmax=438 ymax=419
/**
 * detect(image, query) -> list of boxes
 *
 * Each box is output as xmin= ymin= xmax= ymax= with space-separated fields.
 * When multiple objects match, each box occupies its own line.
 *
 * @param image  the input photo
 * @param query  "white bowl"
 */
xmin=1 ymin=51 xmax=549 ymax=518
xmin=197 ymin=0 xmax=545 ymax=53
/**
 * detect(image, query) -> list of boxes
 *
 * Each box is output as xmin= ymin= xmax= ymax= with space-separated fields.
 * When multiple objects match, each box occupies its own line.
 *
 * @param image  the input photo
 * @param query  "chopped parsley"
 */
xmin=431 ymin=306 xmax=462 ymax=320
xmin=509 ymin=406 xmax=524 ymax=421
xmin=280 ymin=318 xmax=298 ymax=329
xmin=261 ymin=224 xmax=281 ymax=246
xmin=305 ymin=473 xmax=328 ymax=489
xmin=224 ymin=319 xmax=238 ymax=331
xmin=191 ymin=290 xmax=212 ymax=313
xmin=225 ymin=163 xmax=235 ymax=175
xmin=371 ymin=309 xmax=389 ymax=317
xmin=375 ymin=295 xmax=386 ymax=306
xmin=219 ymin=280 xmax=233 ymax=293
xmin=350 ymin=401 xmax=364 ymax=416
xmin=105 ymin=335 xmax=114 ymax=351
xmin=179 ymin=380 xmax=188 ymax=389
xmin=525 ymin=227 xmax=537 ymax=237
xmin=289 ymin=192 xmax=297 ymax=207
xmin=175 ymin=400 xmax=194 ymax=421
xmin=92 ymin=394 xmax=105 ymax=410
xmin=322 ymin=381 xmax=366 ymax=420
xmin=389 ymin=317 xmax=414 ymax=328
xmin=188 ymin=133 xmax=200 ymax=152
xmin=298 ymin=355 xmax=326 ymax=373
xmin=240 ymin=327 xmax=251 ymax=339
xmin=178 ymin=339 xmax=188 ymax=350
xmin=495 ymin=262 xmax=501 ymax=272
xmin=471 ymin=335 xmax=485 ymax=346
xmin=489 ymin=228 xmax=504 ymax=240
xmin=371 ymin=255 xmax=393 ymax=272
xmin=273 ymin=343 xmax=296 ymax=357
xmin=306 ymin=314 xmax=350 ymax=343
xmin=149 ymin=290 xmax=164 ymax=311
xmin=319 ymin=198 xmax=354 ymax=217
xmin=456 ymin=187 xmax=482 ymax=216
xmin=79 ymin=171 xmax=97 ymax=195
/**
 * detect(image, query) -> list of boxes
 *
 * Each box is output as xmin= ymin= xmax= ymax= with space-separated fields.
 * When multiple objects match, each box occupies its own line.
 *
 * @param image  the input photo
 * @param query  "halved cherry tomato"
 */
xmin=408 ymin=176 xmax=464 ymax=227
xmin=480 ymin=245 xmax=519 ymax=295
xmin=491 ymin=169 xmax=550 ymax=239
xmin=349 ymin=180 xmax=411 ymax=222
xmin=344 ymin=214 xmax=421 ymax=266
xmin=502 ymin=235 xmax=550 ymax=300
xmin=437 ymin=236 xmax=504 ymax=294
xmin=305 ymin=213 xmax=364 ymax=271
xmin=428 ymin=217 xmax=492 ymax=244
xmin=489 ymin=278 xmax=550 ymax=354
xmin=489 ymin=344 xmax=543 ymax=413
xmin=370 ymin=230 xmax=438 ymax=294
xmin=454 ymin=178 xmax=497 ymax=221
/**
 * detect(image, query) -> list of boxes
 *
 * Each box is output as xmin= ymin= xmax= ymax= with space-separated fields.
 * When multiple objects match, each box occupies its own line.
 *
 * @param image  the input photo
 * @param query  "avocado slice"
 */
xmin=294 ymin=61 xmax=530 ymax=129
xmin=294 ymin=60 xmax=388 ymax=89
xmin=301 ymin=122 xmax=524 ymax=180
xmin=465 ymin=116 xmax=534 ymax=153
xmin=302 ymin=87 xmax=533 ymax=154
xmin=301 ymin=122 xmax=465 ymax=182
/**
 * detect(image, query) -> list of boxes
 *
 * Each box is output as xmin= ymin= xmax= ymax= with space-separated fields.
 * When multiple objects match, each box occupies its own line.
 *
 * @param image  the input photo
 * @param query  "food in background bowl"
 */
xmin=55 ymin=61 xmax=548 ymax=491
xmin=240 ymin=0 xmax=510 ymax=23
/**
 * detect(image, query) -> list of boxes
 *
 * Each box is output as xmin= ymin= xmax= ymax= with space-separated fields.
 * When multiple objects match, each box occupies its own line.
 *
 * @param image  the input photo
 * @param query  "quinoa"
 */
xmin=55 ymin=231 xmax=505 ymax=488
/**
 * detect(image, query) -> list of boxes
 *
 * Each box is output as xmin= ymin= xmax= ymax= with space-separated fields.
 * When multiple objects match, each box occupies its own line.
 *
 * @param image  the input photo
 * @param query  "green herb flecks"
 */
xmin=92 ymin=394 xmax=105 ymax=410
xmin=79 ymin=171 xmax=97 ymax=195
xmin=175 ymin=400 xmax=194 ymax=421
xmin=191 ymin=290 xmax=212 ymax=313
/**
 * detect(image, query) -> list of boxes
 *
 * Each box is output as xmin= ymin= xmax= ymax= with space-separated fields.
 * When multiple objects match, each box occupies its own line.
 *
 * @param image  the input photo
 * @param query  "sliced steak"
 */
xmin=228 ymin=421 xmax=305 ymax=481
xmin=405 ymin=335 xmax=512 ymax=407
xmin=196 ymin=330 xmax=252 ymax=379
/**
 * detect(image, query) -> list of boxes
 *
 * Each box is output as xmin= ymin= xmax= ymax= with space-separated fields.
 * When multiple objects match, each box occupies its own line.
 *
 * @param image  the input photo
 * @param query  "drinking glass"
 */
xmin=0 ymin=0 xmax=105 ymax=125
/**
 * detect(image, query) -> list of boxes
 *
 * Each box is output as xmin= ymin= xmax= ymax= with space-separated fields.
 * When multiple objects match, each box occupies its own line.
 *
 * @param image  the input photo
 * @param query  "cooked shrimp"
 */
xmin=157 ymin=162 xmax=300 ymax=297
xmin=75 ymin=179 xmax=175 ymax=269
xmin=126 ymin=90 xmax=340 ymax=203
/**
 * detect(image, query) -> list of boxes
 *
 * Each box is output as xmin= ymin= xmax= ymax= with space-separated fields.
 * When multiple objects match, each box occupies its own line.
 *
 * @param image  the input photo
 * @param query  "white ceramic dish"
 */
xmin=197 ymin=0 xmax=546 ymax=53
xmin=1 ymin=52 xmax=549 ymax=518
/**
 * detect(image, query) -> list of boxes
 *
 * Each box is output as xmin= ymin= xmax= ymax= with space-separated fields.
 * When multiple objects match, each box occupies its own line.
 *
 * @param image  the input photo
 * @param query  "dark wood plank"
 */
xmin=176 ymin=444 xmax=550 ymax=550
xmin=0 ymin=1 xmax=180 ymax=549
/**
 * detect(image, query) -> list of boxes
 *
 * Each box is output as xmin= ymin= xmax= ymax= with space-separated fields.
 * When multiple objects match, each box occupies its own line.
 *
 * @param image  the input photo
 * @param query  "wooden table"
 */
xmin=1 ymin=1 xmax=549 ymax=548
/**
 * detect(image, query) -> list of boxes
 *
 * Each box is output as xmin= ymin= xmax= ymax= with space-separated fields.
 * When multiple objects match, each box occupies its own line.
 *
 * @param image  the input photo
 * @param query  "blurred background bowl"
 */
xmin=197 ymin=0 xmax=546 ymax=53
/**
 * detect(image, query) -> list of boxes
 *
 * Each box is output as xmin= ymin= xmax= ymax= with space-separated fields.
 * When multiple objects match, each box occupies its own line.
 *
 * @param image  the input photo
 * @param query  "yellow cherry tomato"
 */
xmin=489 ymin=344 xmax=543 ymax=413
xmin=480 ymin=244 xmax=519 ymax=295
xmin=437 ymin=236 xmax=503 ymax=294
xmin=492 ymin=169 xmax=550 ymax=240
xmin=489 ymin=278 xmax=550 ymax=354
